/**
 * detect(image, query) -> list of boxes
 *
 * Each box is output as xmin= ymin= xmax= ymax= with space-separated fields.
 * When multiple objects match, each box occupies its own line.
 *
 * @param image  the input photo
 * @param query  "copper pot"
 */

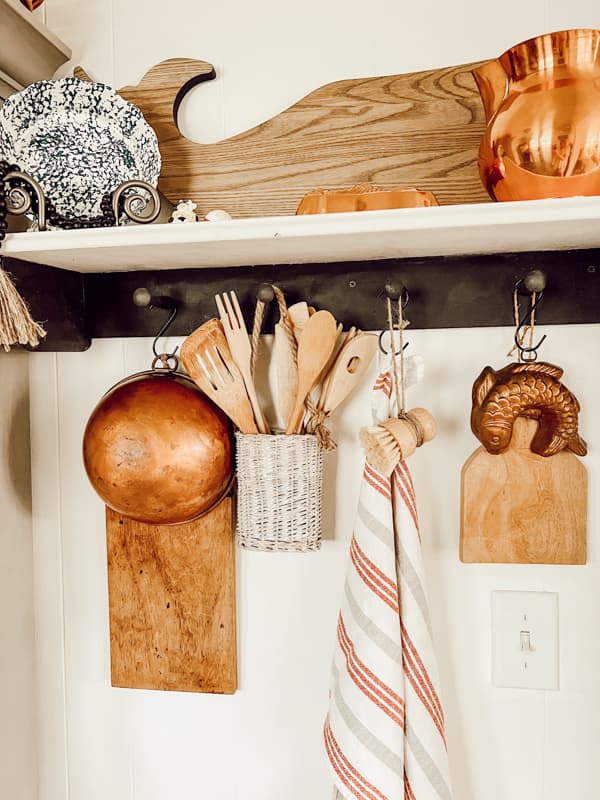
xmin=474 ymin=29 xmax=600 ymax=201
xmin=83 ymin=370 xmax=234 ymax=525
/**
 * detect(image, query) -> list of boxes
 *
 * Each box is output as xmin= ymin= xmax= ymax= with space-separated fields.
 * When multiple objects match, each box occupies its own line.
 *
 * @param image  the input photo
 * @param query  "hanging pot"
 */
xmin=83 ymin=368 xmax=234 ymax=525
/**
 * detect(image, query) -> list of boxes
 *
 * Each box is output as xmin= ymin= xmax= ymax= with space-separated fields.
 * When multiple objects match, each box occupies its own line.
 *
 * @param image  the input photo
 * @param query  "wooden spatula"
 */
xmin=318 ymin=332 xmax=378 ymax=414
xmin=181 ymin=319 xmax=258 ymax=434
xmin=215 ymin=291 xmax=270 ymax=434
xmin=288 ymin=302 xmax=310 ymax=342
xmin=274 ymin=303 xmax=312 ymax=427
xmin=285 ymin=310 xmax=338 ymax=434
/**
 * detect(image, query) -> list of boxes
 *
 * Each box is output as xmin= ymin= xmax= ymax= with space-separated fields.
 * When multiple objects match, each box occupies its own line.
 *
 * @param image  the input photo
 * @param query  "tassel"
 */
xmin=0 ymin=261 xmax=46 ymax=351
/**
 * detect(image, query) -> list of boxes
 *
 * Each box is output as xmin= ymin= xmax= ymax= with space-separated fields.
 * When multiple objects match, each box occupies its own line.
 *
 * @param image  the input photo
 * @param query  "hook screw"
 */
xmin=256 ymin=283 xmax=275 ymax=303
xmin=133 ymin=287 xmax=179 ymax=367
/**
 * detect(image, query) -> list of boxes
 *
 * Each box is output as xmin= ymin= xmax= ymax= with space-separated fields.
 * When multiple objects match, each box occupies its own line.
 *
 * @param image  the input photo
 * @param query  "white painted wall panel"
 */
xmin=28 ymin=2 xmax=600 ymax=799
xmin=31 ymin=325 xmax=600 ymax=800
xmin=0 ymin=352 xmax=35 ymax=800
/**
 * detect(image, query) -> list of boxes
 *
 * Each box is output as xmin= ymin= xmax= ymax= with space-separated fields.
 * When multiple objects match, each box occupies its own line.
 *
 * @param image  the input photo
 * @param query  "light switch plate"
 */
xmin=491 ymin=591 xmax=559 ymax=690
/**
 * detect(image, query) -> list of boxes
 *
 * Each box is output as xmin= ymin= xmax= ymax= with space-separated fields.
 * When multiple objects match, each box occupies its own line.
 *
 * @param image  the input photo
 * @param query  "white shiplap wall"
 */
xmin=27 ymin=2 xmax=600 ymax=799
xmin=0 ymin=351 xmax=35 ymax=800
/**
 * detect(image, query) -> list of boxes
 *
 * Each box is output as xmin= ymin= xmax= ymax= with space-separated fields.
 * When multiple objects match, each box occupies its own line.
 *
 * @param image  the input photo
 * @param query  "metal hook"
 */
xmin=132 ymin=287 xmax=179 ymax=368
xmin=379 ymin=281 xmax=410 ymax=354
xmin=378 ymin=330 xmax=410 ymax=356
xmin=513 ymin=275 xmax=547 ymax=362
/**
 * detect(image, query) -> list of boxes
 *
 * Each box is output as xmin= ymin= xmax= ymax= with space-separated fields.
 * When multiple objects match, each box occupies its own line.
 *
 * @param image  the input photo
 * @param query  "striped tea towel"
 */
xmin=324 ymin=371 xmax=453 ymax=800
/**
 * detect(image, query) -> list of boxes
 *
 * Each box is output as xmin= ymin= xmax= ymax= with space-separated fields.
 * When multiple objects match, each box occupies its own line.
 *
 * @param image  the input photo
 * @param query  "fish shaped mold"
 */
xmin=471 ymin=362 xmax=587 ymax=458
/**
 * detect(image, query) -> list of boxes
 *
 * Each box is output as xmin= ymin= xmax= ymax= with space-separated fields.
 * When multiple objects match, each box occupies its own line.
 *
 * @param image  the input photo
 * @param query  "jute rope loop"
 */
xmin=250 ymin=298 xmax=266 ymax=377
xmin=386 ymin=294 xmax=409 ymax=418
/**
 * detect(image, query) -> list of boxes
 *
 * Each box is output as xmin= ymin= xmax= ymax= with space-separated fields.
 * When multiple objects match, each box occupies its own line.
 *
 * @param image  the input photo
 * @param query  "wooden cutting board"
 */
xmin=106 ymin=497 xmax=237 ymax=693
xmin=460 ymin=417 xmax=587 ymax=564
xmin=75 ymin=56 xmax=490 ymax=218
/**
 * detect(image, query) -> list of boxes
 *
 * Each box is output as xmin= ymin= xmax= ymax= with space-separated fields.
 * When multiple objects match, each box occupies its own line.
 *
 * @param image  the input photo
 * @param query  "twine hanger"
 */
xmin=507 ymin=286 xmax=536 ymax=362
xmin=385 ymin=293 xmax=423 ymax=446
xmin=507 ymin=272 xmax=547 ymax=362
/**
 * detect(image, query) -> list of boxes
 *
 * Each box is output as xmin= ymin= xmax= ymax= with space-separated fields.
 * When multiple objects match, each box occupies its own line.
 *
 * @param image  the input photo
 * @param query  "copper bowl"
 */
xmin=83 ymin=370 xmax=234 ymax=525
xmin=296 ymin=183 xmax=439 ymax=214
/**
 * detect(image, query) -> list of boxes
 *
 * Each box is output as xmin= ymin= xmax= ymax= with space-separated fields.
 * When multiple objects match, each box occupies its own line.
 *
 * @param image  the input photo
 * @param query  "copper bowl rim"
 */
xmin=83 ymin=368 xmax=235 ymax=525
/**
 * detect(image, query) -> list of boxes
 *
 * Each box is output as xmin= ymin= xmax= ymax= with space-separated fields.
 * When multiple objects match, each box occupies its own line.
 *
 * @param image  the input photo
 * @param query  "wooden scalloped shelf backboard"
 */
xmin=75 ymin=57 xmax=490 ymax=218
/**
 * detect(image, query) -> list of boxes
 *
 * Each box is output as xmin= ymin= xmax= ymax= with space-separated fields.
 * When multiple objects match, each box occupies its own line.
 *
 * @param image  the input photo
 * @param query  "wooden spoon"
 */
xmin=318 ymin=332 xmax=378 ymax=414
xmin=285 ymin=310 xmax=338 ymax=434
xmin=181 ymin=319 xmax=258 ymax=434
xmin=275 ymin=321 xmax=297 ymax=427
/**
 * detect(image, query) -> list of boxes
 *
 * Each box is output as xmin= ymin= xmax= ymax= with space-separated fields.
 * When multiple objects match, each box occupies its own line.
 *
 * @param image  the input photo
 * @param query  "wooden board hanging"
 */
xmin=105 ymin=498 xmax=237 ymax=693
xmin=460 ymin=417 xmax=587 ymax=564
xmin=75 ymin=56 xmax=490 ymax=218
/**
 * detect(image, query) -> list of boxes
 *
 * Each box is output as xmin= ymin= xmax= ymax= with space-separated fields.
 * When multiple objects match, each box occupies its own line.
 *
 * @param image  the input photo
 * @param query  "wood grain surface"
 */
xmin=460 ymin=417 xmax=587 ymax=564
xmin=75 ymin=57 xmax=490 ymax=218
xmin=106 ymin=498 xmax=237 ymax=693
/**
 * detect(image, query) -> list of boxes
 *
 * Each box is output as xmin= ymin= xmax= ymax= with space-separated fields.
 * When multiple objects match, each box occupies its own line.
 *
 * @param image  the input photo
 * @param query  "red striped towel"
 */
xmin=324 ymin=372 xmax=452 ymax=800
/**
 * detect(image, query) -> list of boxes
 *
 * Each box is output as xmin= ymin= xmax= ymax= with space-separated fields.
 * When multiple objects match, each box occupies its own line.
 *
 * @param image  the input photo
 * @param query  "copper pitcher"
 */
xmin=474 ymin=29 xmax=600 ymax=201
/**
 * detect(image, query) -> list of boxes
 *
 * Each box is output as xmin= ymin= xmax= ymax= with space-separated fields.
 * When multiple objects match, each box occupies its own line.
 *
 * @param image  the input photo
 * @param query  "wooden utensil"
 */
xmin=288 ymin=302 xmax=310 ymax=342
xmin=181 ymin=319 xmax=258 ymax=434
xmin=285 ymin=310 xmax=338 ymax=434
xmin=215 ymin=290 xmax=270 ymax=434
xmin=318 ymin=331 xmax=376 ymax=414
xmin=461 ymin=417 xmax=587 ymax=564
xmin=106 ymin=498 xmax=237 ymax=693
xmin=275 ymin=321 xmax=297 ymax=428
xmin=319 ymin=326 xmax=357 ymax=401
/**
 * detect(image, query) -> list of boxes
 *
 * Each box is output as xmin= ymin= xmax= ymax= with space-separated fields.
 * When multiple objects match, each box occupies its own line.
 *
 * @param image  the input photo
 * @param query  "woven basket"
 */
xmin=235 ymin=433 xmax=324 ymax=552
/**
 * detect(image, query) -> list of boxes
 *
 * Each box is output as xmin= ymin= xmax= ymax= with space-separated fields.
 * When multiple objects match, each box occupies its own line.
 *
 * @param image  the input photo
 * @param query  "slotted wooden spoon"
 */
xmin=318 ymin=332 xmax=378 ymax=414
xmin=181 ymin=319 xmax=258 ymax=434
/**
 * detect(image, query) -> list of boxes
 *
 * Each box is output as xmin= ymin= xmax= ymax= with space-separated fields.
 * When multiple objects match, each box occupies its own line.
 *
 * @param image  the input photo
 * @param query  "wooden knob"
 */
xmin=381 ymin=407 xmax=436 ymax=459
xmin=406 ymin=407 xmax=436 ymax=443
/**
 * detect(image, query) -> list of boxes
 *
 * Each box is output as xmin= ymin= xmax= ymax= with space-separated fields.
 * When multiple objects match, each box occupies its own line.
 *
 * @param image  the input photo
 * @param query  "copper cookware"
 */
xmin=474 ymin=29 xmax=600 ymax=201
xmin=295 ymin=183 xmax=439 ymax=214
xmin=83 ymin=369 xmax=234 ymax=525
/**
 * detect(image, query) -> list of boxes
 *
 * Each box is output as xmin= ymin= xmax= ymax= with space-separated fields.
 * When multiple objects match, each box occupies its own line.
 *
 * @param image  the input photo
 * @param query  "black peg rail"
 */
xmin=6 ymin=248 xmax=600 ymax=352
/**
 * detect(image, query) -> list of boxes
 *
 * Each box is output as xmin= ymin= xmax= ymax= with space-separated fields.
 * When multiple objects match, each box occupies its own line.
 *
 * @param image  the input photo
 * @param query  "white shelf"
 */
xmin=4 ymin=197 xmax=600 ymax=273
xmin=0 ymin=0 xmax=71 ymax=96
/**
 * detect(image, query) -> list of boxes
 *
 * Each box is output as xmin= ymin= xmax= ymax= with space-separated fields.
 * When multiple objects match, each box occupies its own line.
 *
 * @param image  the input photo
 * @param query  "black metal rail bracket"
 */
xmin=4 ymin=247 xmax=599 ymax=352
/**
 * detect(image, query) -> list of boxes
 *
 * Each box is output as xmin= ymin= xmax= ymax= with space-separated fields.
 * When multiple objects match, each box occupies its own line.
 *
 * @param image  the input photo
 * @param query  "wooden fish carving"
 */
xmin=471 ymin=362 xmax=587 ymax=457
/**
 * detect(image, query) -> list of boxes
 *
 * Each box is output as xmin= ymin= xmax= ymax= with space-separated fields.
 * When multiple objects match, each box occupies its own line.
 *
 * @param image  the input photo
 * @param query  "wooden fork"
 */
xmin=181 ymin=319 xmax=258 ymax=434
xmin=215 ymin=291 xmax=270 ymax=434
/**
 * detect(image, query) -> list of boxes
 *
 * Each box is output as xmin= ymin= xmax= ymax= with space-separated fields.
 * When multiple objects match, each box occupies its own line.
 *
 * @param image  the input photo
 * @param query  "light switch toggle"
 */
xmin=520 ymin=630 xmax=533 ymax=652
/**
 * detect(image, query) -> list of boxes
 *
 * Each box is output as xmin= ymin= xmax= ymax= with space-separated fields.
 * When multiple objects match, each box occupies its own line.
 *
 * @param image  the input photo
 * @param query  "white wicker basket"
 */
xmin=235 ymin=433 xmax=324 ymax=552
